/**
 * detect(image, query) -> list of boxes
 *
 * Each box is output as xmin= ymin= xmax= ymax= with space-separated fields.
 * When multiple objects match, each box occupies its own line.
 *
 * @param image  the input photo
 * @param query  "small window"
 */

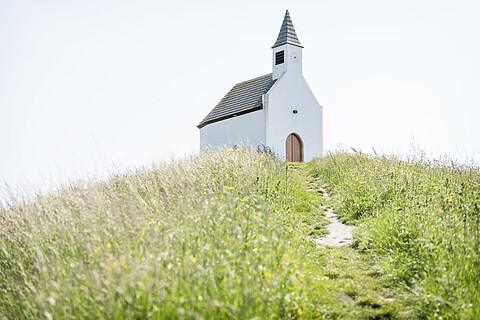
xmin=275 ymin=50 xmax=285 ymax=65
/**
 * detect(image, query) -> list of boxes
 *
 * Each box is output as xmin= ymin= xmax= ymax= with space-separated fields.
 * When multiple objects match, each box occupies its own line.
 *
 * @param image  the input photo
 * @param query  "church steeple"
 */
xmin=272 ymin=10 xmax=303 ymax=49
xmin=272 ymin=10 xmax=303 ymax=80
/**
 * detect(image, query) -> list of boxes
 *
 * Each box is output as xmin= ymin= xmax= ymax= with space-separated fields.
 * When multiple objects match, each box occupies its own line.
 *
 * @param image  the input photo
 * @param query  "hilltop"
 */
xmin=1 ymin=149 xmax=479 ymax=319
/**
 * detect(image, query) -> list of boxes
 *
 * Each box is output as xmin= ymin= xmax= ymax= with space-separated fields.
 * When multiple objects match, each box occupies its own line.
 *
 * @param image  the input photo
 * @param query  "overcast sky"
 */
xmin=1 ymin=0 xmax=479 ymax=202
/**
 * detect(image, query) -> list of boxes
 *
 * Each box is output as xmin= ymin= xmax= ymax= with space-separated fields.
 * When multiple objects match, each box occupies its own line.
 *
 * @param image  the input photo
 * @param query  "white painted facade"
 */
xmin=199 ymin=110 xmax=265 ymax=151
xmin=199 ymin=11 xmax=323 ymax=161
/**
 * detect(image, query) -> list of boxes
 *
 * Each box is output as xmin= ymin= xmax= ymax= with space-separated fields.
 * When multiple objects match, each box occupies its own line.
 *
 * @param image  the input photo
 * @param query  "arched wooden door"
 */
xmin=286 ymin=133 xmax=303 ymax=162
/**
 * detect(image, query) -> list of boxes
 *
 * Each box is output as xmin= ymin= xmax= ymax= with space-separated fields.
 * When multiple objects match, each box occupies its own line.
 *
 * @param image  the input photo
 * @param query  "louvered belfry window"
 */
xmin=275 ymin=51 xmax=285 ymax=65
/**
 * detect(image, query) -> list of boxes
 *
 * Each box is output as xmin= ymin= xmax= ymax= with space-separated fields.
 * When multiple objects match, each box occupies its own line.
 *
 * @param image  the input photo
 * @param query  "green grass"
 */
xmin=309 ymin=151 xmax=480 ymax=319
xmin=1 ymin=148 xmax=479 ymax=319
xmin=0 ymin=149 xmax=333 ymax=319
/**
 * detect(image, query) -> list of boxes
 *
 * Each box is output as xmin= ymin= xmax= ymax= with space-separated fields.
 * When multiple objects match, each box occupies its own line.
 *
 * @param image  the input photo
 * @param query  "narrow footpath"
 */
xmin=305 ymin=180 xmax=355 ymax=247
xmin=290 ymin=164 xmax=409 ymax=318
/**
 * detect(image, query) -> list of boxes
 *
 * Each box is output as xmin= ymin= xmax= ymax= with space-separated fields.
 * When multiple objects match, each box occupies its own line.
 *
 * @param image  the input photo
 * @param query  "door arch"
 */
xmin=286 ymin=133 xmax=303 ymax=162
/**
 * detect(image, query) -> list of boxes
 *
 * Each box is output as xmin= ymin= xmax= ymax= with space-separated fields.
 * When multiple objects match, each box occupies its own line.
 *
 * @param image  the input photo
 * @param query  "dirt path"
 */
xmin=306 ymin=182 xmax=355 ymax=247
xmin=314 ymin=187 xmax=355 ymax=246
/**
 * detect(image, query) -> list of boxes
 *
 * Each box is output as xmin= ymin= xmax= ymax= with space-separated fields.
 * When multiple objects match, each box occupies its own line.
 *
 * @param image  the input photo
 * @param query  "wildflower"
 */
xmin=185 ymin=249 xmax=191 ymax=255
xmin=112 ymin=263 xmax=117 ymax=267
xmin=148 ymin=221 xmax=152 ymax=225
xmin=192 ymin=257 xmax=198 ymax=263
xmin=106 ymin=243 xmax=111 ymax=249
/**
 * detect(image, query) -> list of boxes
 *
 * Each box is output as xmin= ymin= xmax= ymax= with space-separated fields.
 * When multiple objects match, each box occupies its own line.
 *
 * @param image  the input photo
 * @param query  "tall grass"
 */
xmin=1 ymin=149 xmax=331 ymax=319
xmin=309 ymin=151 xmax=480 ymax=318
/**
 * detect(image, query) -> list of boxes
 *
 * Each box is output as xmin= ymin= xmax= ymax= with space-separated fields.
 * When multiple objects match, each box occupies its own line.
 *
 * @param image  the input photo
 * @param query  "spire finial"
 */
xmin=272 ymin=10 xmax=303 ymax=49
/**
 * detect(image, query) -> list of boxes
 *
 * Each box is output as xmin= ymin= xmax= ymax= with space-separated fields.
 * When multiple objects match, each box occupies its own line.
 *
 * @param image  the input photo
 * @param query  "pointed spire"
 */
xmin=272 ymin=10 xmax=303 ymax=49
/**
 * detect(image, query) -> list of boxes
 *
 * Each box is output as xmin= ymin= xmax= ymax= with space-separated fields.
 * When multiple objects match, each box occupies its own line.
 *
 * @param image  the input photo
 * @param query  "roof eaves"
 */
xmin=197 ymin=105 xmax=263 ymax=129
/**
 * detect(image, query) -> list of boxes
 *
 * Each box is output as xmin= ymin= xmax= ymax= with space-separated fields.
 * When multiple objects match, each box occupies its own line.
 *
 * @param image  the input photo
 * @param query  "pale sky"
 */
xmin=1 ymin=0 xmax=480 ymax=202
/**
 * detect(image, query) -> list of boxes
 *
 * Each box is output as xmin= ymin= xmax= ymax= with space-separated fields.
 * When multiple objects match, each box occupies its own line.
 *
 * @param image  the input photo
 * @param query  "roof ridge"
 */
xmin=233 ymin=73 xmax=272 ymax=86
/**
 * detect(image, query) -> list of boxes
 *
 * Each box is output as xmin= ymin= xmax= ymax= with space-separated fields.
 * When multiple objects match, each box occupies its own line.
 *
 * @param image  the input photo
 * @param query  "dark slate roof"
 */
xmin=272 ymin=10 xmax=303 ymax=49
xmin=197 ymin=73 xmax=276 ymax=129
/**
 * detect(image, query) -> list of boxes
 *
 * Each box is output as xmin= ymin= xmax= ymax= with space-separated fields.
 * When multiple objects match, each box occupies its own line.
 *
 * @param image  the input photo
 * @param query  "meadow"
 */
xmin=0 ymin=149 xmax=332 ymax=319
xmin=309 ymin=151 xmax=480 ymax=318
xmin=1 ymin=148 xmax=479 ymax=319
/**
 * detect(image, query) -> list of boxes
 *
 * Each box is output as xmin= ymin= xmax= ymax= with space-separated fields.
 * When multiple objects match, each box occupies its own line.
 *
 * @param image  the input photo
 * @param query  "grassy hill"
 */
xmin=1 ymin=149 xmax=479 ymax=319
xmin=309 ymin=151 xmax=480 ymax=318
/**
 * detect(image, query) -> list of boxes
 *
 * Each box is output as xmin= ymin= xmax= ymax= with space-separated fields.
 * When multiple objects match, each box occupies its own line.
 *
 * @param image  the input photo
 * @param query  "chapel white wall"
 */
xmin=199 ymin=110 xmax=266 ymax=151
xmin=265 ymin=72 xmax=323 ymax=161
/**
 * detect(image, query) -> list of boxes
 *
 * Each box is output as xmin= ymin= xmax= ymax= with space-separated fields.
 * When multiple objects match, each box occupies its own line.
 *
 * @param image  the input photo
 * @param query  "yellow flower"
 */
xmin=106 ymin=243 xmax=111 ymax=249
xmin=192 ymin=257 xmax=198 ymax=263
xmin=148 ymin=221 xmax=152 ymax=225
xmin=112 ymin=263 xmax=117 ymax=267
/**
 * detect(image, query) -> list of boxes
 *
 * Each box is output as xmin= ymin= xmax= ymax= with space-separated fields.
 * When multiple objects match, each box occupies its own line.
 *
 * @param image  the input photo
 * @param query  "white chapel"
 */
xmin=197 ymin=10 xmax=323 ymax=162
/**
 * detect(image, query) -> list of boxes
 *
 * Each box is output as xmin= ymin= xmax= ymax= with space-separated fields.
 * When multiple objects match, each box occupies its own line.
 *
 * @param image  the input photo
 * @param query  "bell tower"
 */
xmin=272 ymin=10 xmax=304 ymax=80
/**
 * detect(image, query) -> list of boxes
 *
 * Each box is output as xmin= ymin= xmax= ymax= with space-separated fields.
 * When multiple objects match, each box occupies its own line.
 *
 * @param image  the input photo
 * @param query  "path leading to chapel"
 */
xmin=306 ymin=181 xmax=355 ymax=247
